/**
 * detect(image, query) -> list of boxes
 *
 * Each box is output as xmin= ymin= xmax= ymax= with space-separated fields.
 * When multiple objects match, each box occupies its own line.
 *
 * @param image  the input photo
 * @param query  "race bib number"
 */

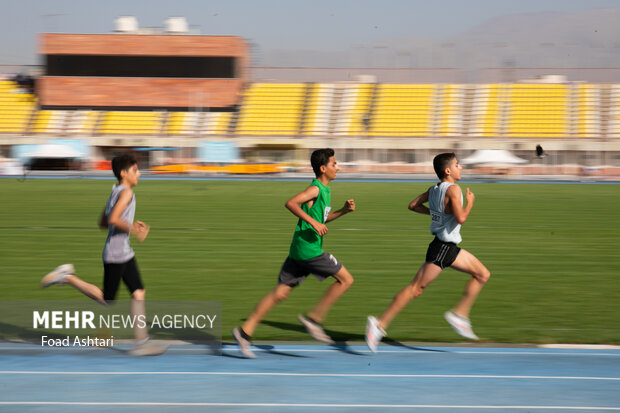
xmin=430 ymin=210 xmax=441 ymax=224
xmin=323 ymin=206 xmax=331 ymax=223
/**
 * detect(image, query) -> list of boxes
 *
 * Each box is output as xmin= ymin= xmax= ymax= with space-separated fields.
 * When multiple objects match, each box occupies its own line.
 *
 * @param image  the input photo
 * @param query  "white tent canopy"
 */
xmin=461 ymin=149 xmax=528 ymax=165
xmin=0 ymin=158 xmax=24 ymax=175
xmin=23 ymin=144 xmax=85 ymax=159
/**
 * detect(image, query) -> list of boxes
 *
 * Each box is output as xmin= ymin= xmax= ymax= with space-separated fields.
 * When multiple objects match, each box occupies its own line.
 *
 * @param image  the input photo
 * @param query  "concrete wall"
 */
xmin=38 ymin=77 xmax=243 ymax=108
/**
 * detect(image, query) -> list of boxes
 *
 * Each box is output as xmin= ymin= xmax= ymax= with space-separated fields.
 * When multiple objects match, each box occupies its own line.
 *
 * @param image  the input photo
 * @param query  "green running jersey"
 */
xmin=288 ymin=179 xmax=331 ymax=260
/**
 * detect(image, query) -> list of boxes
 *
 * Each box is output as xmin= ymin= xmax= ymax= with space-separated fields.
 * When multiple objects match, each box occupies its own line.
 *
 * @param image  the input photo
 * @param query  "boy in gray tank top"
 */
xmin=102 ymin=182 xmax=136 ymax=263
xmin=41 ymin=154 xmax=166 ymax=356
xmin=365 ymin=152 xmax=491 ymax=352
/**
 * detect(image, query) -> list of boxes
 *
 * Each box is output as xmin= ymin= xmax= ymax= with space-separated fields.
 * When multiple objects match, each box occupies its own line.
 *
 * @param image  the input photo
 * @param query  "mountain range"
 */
xmin=260 ymin=8 xmax=620 ymax=68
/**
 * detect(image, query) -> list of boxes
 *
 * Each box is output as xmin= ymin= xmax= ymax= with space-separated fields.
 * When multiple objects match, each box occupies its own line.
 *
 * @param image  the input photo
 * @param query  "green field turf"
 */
xmin=1 ymin=178 xmax=619 ymax=344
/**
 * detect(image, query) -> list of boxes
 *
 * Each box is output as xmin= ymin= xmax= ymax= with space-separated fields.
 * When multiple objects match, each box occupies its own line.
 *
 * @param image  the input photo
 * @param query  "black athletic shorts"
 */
xmin=425 ymin=237 xmax=461 ymax=269
xmin=103 ymin=257 xmax=144 ymax=302
xmin=278 ymin=252 xmax=343 ymax=287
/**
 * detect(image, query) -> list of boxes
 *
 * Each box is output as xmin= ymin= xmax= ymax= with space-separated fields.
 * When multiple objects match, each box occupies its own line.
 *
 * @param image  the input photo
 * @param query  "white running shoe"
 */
xmin=444 ymin=311 xmax=479 ymax=341
xmin=298 ymin=314 xmax=334 ymax=344
xmin=365 ymin=316 xmax=386 ymax=353
xmin=128 ymin=338 xmax=169 ymax=356
xmin=41 ymin=264 xmax=74 ymax=288
xmin=232 ymin=327 xmax=256 ymax=359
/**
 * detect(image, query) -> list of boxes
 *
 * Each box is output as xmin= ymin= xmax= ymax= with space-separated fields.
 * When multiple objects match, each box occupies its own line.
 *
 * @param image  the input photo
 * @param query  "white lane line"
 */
xmin=0 ymin=371 xmax=619 ymax=380
xmin=1 ymin=346 xmax=619 ymax=356
xmin=540 ymin=344 xmax=620 ymax=350
xmin=250 ymin=349 xmax=620 ymax=356
xmin=0 ymin=402 xmax=619 ymax=410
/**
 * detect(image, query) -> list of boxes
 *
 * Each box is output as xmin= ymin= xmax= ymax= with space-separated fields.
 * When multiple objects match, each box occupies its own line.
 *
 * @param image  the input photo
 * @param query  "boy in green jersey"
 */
xmin=233 ymin=148 xmax=355 ymax=358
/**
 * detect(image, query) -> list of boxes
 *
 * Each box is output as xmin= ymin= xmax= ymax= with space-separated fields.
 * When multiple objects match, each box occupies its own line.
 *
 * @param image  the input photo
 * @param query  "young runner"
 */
xmin=41 ymin=154 xmax=166 ymax=356
xmin=233 ymin=148 xmax=355 ymax=358
xmin=366 ymin=152 xmax=491 ymax=352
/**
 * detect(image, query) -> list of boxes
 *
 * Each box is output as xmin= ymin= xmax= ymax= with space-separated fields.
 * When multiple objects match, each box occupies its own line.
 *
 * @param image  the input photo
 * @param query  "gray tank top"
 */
xmin=429 ymin=182 xmax=462 ymax=244
xmin=102 ymin=184 xmax=135 ymax=263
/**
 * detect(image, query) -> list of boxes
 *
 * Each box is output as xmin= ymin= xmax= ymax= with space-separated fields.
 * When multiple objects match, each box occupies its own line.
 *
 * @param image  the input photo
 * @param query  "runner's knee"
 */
xmin=400 ymin=284 xmax=424 ymax=300
xmin=132 ymin=289 xmax=145 ymax=300
xmin=272 ymin=288 xmax=290 ymax=303
xmin=414 ymin=284 xmax=427 ymax=298
xmin=334 ymin=269 xmax=354 ymax=289
xmin=476 ymin=268 xmax=491 ymax=284
xmin=338 ymin=274 xmax=354 ymax=289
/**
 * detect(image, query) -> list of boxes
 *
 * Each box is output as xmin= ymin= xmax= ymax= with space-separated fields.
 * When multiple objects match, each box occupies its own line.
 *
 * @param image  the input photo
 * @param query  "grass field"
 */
xmin=1 ymin=177 xmax=619 ymax=344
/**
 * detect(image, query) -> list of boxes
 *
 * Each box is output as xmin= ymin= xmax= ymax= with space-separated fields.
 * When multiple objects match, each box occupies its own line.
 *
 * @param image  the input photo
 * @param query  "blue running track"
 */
xmin=1 ymin=342 xmax=619 ymax=412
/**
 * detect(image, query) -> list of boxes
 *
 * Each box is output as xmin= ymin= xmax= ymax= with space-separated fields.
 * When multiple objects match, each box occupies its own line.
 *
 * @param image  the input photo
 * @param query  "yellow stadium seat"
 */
xmin=235 ymin=83 xmax=307 ymax=135
xmin=98 ymin=111 xmax=164 ymax=135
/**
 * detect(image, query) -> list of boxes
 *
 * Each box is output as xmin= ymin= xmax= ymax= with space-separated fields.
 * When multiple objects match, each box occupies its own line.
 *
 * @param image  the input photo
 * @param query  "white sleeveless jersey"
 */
xmin=428 ymin=182 xmax=462 ymax=244
xmin=102 ymin=184 xmax=136 ymax=263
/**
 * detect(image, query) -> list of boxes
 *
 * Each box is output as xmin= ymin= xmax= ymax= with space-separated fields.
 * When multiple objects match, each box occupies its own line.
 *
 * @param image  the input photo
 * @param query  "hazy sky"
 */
xmin=1 ymin=0 xmax=619 ymax=65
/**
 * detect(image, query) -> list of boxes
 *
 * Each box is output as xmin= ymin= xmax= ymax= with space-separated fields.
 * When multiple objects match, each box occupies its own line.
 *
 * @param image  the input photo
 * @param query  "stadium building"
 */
xmin=1 ymin=17 xmax=620 ymax=177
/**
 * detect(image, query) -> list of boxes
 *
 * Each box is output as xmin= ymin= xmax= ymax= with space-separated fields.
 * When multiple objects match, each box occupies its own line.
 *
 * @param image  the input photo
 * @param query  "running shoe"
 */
xmin=298 ymin=314 xmax=334 ymax=344
xmin=232 ymin=327 xmax=256 ymax=358
xmin=128 ymin=338 xmax=169 ymax=356
xmin=365 ymin=315 xmax=386 ymax=353
xmin=444 ymin=311 xmax=479 ymax=341
xmin=41 ymin=264 xmax=74 ymax=288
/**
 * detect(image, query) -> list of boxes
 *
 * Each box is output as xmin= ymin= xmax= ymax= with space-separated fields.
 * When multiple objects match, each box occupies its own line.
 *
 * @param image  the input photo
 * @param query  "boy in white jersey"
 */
xmin=365 ymin=152 xmax=491 ymax=352
xmin=40 ymin=154 xmax=166 ymax=356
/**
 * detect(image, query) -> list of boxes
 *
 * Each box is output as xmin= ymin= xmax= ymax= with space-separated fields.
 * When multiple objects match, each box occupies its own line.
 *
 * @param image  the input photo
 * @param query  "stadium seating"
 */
xmin=203 ymin=112 xmax=232 ymax=135
xmin=302 ymin=83 xmax=334 ymax=136
xmin=165 ymin=112 xmax=190 ymax=135
xmin=609 ymin=84 xmax=620 ymax=138
xmin=98 ymin=111 xmax=164 ymax=135
xmin=470 ymin=84 xmax=572 ymax=138
xmin=64 ymin=110 xmax=101 ymax=135
xmin=368 ymin=84 xmax=435 ymax=136
xmin=436 ymin=84 xmax=465 ymax=137
xmin=1 ymin=79 xmax=617 ymax=140
xmin=30 ymin=110 xmax=67 ymax=134
xmin=29 ymin=110 xmax=52 ymax=134
xmin=575 ymin=84 xmax=601 ymax=138
xmin=0 ymin=80 xmax=36 ymax=133
xmin=470 ymin=84 xmax=503 ymax=137
xmin=164 ymin=112 xmax=232 ymax=135
xmin=333 ymin=83 xmax=374 ymax=136
xmin=505 ymin=84 xmax=569 ymax=138
xmin=235 ymin=83 xmax=306 ymax=135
